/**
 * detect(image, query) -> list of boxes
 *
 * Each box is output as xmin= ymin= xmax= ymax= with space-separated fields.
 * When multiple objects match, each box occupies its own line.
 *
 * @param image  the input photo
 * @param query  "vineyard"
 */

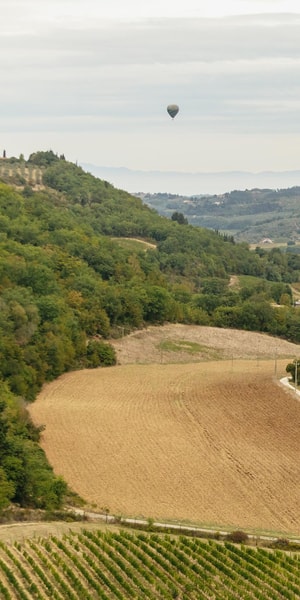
xmin=0 ymin=527 xmax=299 ymax=599
xmin=0 ymin=161 xmax=44 ymax=187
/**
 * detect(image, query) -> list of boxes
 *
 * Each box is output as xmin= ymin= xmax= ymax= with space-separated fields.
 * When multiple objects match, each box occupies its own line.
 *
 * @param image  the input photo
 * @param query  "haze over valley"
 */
xmin=83 ymin=163 xmax=300 ymax=197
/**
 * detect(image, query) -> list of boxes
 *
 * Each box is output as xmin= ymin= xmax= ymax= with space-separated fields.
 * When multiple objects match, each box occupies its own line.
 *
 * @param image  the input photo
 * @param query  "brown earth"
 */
xmin=28 ymin=326 xmax=300 ymax=534
xmin=110 ymin=323 xmax=300 ymax=364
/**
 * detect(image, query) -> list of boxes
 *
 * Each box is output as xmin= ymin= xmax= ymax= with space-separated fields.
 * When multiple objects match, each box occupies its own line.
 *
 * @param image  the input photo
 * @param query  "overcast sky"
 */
xmin=1 ymin=0 xmax=300 ymax=185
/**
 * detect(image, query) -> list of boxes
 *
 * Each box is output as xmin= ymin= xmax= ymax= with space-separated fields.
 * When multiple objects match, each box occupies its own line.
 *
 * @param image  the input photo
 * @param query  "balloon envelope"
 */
xmin=167 ymin=104 xmax=179 ymax=119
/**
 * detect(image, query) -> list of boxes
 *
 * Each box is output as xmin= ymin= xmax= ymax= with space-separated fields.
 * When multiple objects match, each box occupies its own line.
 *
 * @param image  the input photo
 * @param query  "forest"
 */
xmin=141 ymin=187 xmax=300 ymax=243
xmin=1 ymin=150 xmax=300 ymax=512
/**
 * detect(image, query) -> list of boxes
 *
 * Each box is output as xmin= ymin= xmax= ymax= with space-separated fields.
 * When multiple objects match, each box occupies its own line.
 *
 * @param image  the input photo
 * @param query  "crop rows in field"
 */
xmin=0 ymin=163 xmax=44 ymax=187
xmin=0 ymin=528 xmax=299 ymax=599
xmin=29 ymin=361 xmax=300 ymax=532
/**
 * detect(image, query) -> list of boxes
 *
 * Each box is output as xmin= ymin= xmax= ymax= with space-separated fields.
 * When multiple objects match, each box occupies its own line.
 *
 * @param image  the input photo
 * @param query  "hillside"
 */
xmin=140 ymin=188 xmax=300 ymax=244
xmin=29 ymin=343 xmax=300 ymax=532
xmin=1 ymin=150 xmax=300 ymax=516
xmin=110 ymin=323 xmax=300 ymax=364
xmin=2 ymin=154 xmax=300 ymax=245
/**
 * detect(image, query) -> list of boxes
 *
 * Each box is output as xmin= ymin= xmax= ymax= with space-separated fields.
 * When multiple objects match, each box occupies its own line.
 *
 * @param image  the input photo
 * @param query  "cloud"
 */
xmin=1 ymin=16 xmax=299 ymax=114
xmin=4 ymin=0 xmax=300 ymax=20
xmin=1 ymin=6 xmax=300 ymax=174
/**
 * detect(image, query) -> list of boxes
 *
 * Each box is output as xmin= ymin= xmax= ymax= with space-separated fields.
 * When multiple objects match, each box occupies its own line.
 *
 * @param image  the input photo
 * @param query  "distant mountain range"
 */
xmin=81 ymin=163 xmax=300 ymax=196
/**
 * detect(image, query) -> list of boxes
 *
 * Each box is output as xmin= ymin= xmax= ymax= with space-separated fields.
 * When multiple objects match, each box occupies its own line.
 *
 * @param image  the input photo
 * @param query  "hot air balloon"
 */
xmin=167 ymin=104 xmax=179 ymax=119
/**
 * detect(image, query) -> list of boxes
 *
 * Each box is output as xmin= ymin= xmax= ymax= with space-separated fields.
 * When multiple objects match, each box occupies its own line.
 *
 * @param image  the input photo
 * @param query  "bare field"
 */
xmin=111 ymin=323 xmax=300 ymax=364
xmin=29 ymin=350 xmax=300 ymax=534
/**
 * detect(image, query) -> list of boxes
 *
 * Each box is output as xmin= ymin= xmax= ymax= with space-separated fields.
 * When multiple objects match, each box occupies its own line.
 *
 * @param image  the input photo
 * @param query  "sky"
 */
xmin=1 ymin=1 xmax=300 ymax=193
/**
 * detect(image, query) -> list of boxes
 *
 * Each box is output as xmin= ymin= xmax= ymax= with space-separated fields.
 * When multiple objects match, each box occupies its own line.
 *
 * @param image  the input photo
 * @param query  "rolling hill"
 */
xmin=1 ymin=150 xmax=300 ymax=519
xmin=140 ymin=188 xmax=300 ymax=244
xmin=1 ymin=152 xmax=300 ymax=599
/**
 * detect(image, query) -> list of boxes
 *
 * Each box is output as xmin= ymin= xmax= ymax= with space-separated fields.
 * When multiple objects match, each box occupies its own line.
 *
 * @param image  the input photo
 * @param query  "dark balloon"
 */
xmin=167 ymin=104 xmax=179 ymax=119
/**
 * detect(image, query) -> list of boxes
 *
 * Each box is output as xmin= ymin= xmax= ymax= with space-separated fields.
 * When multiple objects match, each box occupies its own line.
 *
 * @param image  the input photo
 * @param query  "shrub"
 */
xmin=272 ymin=537 xmax=290 ymax=549
xmin=86 ymin=340 xmax=116 ymax=367
xmin=226 ymin=530 xmax=249 ymax=544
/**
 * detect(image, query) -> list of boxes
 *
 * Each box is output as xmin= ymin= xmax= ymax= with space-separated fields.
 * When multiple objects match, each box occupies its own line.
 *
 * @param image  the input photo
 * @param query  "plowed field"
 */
xmin=29 ymin=345 xmax=300 ymax=533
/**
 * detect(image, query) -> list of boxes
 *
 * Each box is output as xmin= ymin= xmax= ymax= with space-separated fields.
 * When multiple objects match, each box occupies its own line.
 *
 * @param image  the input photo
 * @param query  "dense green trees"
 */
xmin=28 ymin=150 xmax=61 ymax=167
xmin=286 ymin=359 xmax=300 ymax=385
xmin=0 ymin=383 xmax=67 ymax=510
xmin=143 ymin=186 xmax=300 ymax=244
xmin=171 ymin=211 xmax=188 ymax=225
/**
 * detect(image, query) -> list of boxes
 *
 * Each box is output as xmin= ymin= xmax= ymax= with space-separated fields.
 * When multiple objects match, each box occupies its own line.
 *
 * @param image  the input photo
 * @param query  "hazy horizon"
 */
xmin=82 ymin=162 xmax=300 ymax=196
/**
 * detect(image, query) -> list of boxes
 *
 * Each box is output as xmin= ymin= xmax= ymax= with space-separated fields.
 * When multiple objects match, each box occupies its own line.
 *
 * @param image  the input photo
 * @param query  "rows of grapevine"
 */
xmin=0 ymin=528 xmax=299 ymax=599
xmin=0 ymin=163 xmax=44 ymax=186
